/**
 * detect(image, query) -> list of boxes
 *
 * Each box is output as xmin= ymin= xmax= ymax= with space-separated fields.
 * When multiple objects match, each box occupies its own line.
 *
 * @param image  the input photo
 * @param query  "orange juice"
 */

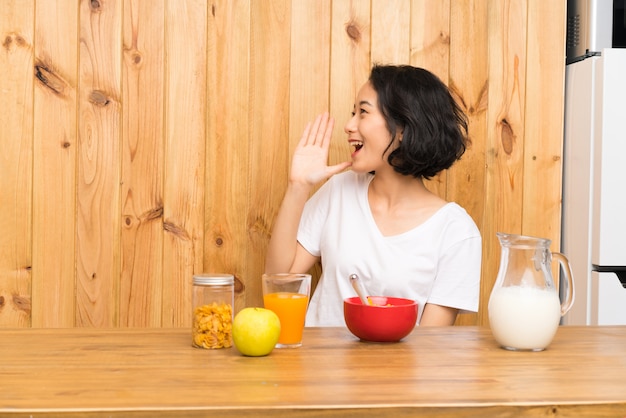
xmin=263 ymin=292 xmax=309 ymax=345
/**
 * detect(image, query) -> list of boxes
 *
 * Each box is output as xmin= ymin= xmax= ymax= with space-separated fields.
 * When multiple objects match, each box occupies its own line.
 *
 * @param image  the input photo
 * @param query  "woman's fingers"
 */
xmin=298 ymin=121 xmax=312 ymax=147
xmin=314 ymin=113 xmax=329 ymax=145
xmin=291 ymin=112 xmax=348 ymax=185
xmin=326 ymin=160 xmax=352 ymax=176
xmin=320 ymin=115 xmax=334 ymax=149
xmin=306 ymin=113 xmax=323 ymax=146
xmin=300 ymin=113 xmax=332 ymax=146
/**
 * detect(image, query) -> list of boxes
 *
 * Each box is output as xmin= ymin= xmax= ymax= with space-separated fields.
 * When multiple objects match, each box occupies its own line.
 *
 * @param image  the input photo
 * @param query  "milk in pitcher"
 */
xmin=488 ymin=285 xmax=561 ymax=351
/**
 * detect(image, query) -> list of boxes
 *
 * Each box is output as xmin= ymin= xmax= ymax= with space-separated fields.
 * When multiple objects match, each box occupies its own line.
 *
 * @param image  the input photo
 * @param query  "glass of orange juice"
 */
xmin=262 ymin=273 xmax=311 ymax=348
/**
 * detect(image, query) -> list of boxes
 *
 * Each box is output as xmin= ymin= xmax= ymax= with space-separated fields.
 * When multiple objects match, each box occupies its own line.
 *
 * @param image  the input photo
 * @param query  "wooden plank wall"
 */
xmin=0 ymin=0 xmax=566 ymax=328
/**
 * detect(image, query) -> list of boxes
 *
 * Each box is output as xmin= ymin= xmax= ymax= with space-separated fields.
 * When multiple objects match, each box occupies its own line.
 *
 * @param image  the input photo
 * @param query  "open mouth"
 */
xmin=352 ymin=141 xmax=363 ymax=152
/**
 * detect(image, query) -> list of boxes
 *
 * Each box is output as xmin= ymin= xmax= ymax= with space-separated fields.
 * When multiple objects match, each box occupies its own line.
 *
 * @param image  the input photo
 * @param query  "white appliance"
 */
xmin=562 ymin=0 xmax=626 ymax=325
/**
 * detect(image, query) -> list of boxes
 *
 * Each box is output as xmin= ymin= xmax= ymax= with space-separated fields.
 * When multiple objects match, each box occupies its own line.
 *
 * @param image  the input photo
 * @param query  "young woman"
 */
xmin=265 ymin=64 xmax=481 ymax=326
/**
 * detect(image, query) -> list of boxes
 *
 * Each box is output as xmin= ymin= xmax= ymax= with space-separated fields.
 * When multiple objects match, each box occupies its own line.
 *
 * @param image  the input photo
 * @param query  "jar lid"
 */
xmin=193 ymin=273 xmax=234 ymax=285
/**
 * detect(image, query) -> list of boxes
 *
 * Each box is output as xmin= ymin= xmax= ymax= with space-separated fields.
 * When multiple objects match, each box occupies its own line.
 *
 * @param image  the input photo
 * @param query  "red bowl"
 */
xmin=343 ymin=296 xmax=418 ymax=342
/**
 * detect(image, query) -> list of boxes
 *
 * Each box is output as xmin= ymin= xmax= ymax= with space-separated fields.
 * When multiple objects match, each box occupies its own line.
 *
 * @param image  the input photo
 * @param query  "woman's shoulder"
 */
xmin=434 ymin=202 xmax=481 ymax=237
xmin=308 ymin=170 xmax=370 ymax=207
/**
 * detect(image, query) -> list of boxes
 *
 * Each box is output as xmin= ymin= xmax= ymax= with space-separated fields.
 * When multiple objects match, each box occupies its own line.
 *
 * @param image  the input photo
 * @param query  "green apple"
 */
xmin=232 ymin=307 xmax=281 ymax=357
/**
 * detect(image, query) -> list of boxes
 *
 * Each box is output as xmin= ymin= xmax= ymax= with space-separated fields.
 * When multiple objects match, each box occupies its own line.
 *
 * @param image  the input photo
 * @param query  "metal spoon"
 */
xmin=349 ymin=274 xmax=375 ymax=306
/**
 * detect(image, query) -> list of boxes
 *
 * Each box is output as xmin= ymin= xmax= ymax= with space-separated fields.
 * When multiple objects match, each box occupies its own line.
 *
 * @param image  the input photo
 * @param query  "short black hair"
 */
xmin=369 ymin=64 xmax=469 ymax=179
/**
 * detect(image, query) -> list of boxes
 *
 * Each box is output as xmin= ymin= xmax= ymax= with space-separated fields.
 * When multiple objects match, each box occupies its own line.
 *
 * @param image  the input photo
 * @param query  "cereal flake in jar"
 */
xmin=192 ymin=274 xmax=234 ymax=349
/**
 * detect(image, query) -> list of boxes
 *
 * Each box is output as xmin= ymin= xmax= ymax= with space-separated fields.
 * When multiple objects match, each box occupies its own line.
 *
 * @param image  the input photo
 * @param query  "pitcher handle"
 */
xmin=552 ymin=252 xmax=575 ymax=316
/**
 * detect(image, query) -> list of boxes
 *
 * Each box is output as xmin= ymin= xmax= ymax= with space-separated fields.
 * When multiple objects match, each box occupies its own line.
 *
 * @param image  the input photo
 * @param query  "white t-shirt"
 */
xmin=298 ymin=171 xmax=482 ymax=327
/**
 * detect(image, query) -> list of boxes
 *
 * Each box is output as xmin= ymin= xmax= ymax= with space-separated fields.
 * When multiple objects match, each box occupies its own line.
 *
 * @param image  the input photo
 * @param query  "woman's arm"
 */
xmin=264 ymin=182 xmax=317 ymax=274
xmin=419 ymin=303 xmax=459 ymax=326
xmin=265 ymin=113 xmax=351 ymax=274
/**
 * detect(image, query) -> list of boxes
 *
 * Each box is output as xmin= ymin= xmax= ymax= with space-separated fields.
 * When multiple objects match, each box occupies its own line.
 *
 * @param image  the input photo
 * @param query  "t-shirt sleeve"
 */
xmin=297 ymin=179 xmax=334 ymax=257
xmin=426 ymin=225 xmax=482 ymax=313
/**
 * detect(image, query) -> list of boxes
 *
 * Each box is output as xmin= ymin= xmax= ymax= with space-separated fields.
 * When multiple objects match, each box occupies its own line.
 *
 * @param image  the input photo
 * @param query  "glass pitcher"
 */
xmin=488 ymin=232 xmax=575 ymax=351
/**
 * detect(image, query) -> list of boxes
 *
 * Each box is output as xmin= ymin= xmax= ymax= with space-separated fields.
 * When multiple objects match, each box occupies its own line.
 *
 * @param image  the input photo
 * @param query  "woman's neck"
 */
xmin=366 ymin=170 xmax=447 ymax=237
xmin=368 ymin=170 xmax=432 ymax=208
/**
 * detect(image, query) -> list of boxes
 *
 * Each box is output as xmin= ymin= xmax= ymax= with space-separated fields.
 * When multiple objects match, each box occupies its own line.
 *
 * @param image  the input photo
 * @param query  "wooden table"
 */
xmin=1 ymin=326 xmax=625 ymax=417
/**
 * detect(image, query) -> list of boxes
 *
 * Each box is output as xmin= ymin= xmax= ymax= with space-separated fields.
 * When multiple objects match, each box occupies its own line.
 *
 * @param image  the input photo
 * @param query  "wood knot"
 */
xmin=234 ymin=276 xmax=245 ymax=293
xmin=163 ymin=221 xmax=191 ymax=241
xmin=439 ymin=31 xmax=450 ymax=45
xmin=34 ymin=60 xmax=68 ymax=96
xmin=345 ymin=22 xmax=361 ymax=42
xmin=249 ymin=214 xmax=271 ymax=238
xmin=142 ymin=206 xmax=164 ymax=221
xmin=90 ymin=0 xmax=102 ymax=12
xmin=12 ymin=294 xmax=31 ymax=315
xmin=89 ymin=90 xmax=110 ymax=107
xmin=3 ymin=32 xmax=27 ymax=50
xmin=500 ymin=118 xmax=515 ymax=155
xmin=125 ymin=48 xmax=143 ymax=66
xmin=0 ymin=295 xmax=4 ymax=307
xmin=14 ymin=34 xmax=26 ymax=47
xmin=215 ymin=237 xmax=223 ymax=246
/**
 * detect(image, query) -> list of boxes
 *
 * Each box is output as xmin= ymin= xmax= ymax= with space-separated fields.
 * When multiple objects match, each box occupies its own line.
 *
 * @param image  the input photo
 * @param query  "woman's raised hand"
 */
xmin=290 ymin=112 xmax=352 ymax=186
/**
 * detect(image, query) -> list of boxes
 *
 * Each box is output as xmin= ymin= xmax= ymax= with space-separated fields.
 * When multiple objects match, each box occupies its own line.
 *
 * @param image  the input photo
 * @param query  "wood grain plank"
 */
xmin=0 ymin=0 xmax=34 ymax=328
xmin=325 ymin=1 xmax=369 ymax=288
xmin=289 ymin=0 xmax=332 ymax=153
xmin=411 ymin=0 xmax=451 ymax=201
xmin=1 ymin=327 xmax=626 ymax=416
xmin=481 ymin=0 xmax=528 ymax=326
xmin=162 ymin=0 xmax=207 ymax=327
xmin=244 ymin=0 xmax=290 ymax=310
xmin=329 ymin=0 xmax=370 ymax=166
xmin=0 ymin=1 xmax=570 ymax=329
xmin=120 ymin=0 xmax=165 ymax=327
xmin=371 ymin=0 xmax=411 ymax=65
xmin=205 ymin=0 xmax=252 ymax=312
xmin=288 ymin=0 xmax=331 ymax=290
xmin=32 ymin=0 xmax=78 ymax=327
xmin=523 ymin=1 xmax=566 ymax=246
xmin=76 ymin=0 xmax=122 ymax=327
xmin=448 ymin=1 xmax=489 ymax=326
xmin=447 ymin=1 xmax=489 ymax=236
xmin=410 ymin=0 xmax=450 ymax=76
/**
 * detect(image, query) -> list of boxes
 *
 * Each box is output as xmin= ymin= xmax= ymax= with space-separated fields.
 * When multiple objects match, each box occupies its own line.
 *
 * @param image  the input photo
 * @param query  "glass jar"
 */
xmin=191 ymin=273 xmax=234 ymax=349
